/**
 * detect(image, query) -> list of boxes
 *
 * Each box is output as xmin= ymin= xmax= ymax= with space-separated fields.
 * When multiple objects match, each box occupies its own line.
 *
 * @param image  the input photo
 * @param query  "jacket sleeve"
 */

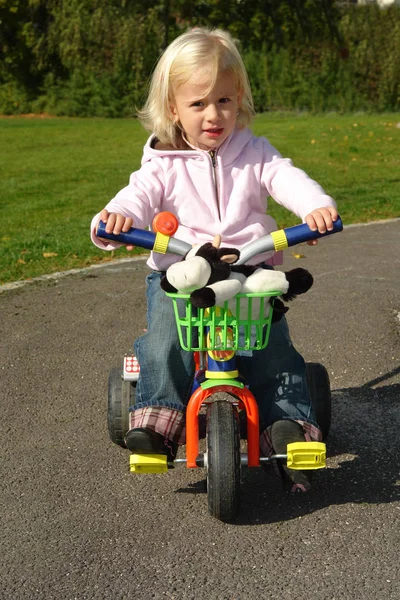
xmin=90 ymin=159 xmax=166 ymax=250
xmin=259 ymin=138 xmax=336 ymax=221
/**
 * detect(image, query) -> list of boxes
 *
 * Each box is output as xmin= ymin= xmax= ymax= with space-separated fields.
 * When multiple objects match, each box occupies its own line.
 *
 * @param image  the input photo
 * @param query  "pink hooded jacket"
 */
xmin=90 ymin=127 xmax=336 ymax=270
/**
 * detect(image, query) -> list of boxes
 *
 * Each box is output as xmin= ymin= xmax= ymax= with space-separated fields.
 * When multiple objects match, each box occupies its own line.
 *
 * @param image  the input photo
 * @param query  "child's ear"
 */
xmin=169 ymin=104 xmax=178 ymax=121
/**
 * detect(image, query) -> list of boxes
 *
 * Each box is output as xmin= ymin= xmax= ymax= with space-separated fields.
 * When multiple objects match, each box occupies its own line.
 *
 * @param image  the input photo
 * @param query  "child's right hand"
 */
xmin=99 ymin=210 xmax=135 ymax=251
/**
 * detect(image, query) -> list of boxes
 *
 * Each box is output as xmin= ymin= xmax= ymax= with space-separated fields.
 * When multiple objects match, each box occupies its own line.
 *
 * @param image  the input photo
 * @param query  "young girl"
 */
xmin=91 ymin=27 xmax=338 ymax=493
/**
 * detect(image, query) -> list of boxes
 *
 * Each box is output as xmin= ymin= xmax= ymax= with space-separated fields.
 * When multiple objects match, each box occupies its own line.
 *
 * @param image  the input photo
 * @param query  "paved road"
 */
xmin=1 ymin=220 xmax=399 ymax=600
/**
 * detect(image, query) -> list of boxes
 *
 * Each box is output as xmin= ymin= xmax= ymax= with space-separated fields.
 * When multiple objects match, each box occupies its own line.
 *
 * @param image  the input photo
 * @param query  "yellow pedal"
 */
xmin=286 ymin=442 xmax=326 ymax=470
xmin=129 ymin=453 xmax=168 ymax=474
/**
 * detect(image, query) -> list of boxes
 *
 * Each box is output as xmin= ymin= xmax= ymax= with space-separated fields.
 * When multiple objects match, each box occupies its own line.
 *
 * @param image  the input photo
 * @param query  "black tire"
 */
xmin=206 ymin=396 xmax=241 ymax=521
xmin=107 ymin=368 xmax=136 ymax=448
xmin=306 ymin=362 xmax=331 ymax=440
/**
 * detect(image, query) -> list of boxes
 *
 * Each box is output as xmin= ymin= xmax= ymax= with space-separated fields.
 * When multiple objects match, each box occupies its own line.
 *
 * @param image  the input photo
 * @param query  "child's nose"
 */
xmin=205 ymin=103 xmax=219 ymax=122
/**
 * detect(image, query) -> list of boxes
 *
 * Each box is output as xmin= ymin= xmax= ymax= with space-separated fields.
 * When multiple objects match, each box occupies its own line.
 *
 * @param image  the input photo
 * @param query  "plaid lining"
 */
xmin=130 ymin=407 xmax=322 ymax=455
xmin=260 ymin=419 xmax=322 ymax=457
xmin=129 ymin=407 xmax=186 ymax=445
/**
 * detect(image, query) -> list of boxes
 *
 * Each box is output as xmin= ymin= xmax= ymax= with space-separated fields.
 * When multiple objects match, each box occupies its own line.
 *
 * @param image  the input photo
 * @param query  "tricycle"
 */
xmin=98 ymin=212 xmax=342 ymax=521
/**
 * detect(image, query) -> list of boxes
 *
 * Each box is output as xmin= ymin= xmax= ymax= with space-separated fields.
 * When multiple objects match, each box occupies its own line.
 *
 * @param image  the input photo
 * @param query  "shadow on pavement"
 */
xmin=175 ymin=379 xmax=400 ymax=525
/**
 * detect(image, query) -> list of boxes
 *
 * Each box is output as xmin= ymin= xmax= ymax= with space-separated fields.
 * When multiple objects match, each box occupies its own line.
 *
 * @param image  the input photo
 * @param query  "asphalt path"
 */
xmin=1 ymin=219 xmax=399 ymax=600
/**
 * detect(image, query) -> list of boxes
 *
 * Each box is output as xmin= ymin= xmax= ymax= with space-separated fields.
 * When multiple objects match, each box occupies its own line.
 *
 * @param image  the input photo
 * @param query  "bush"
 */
xmin=30 ymin=71 xmax=139 ymax=118
xmin=0 ymin=80 xmax=32 ymax=115
xmin=243 ymin=5 xmax=400 ymax=114
xmin=1 ymin=3 xmax=399 ymax=116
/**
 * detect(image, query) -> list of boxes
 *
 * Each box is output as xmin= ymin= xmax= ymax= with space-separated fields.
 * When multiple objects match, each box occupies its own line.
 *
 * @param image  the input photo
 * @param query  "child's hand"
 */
xmin=304 ymin=207 xmax=339 ymax=246
xmin=99 ymin=210 xmax=135 ymax=251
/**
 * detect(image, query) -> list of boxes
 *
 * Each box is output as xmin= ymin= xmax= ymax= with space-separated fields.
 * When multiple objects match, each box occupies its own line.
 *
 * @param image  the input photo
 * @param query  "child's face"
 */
xmin=170 ymin=70 xmax=242 ymax=151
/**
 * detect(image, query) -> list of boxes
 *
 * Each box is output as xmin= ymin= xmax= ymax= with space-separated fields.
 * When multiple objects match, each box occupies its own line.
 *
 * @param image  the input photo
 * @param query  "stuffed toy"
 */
xmin=160 ymin=235 xmax=245 ymax=308
xmin=160 ymin=236 xmax=313 ymax=319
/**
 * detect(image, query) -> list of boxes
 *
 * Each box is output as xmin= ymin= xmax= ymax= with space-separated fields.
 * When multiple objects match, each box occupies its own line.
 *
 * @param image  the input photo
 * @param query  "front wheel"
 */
xmin=206 ymin=395 xmax=241 ymax=521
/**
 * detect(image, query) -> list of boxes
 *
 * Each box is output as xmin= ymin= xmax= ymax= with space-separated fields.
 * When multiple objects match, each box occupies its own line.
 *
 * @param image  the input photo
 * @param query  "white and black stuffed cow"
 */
xmin=160 ymin=236 xmax=313 ymax=320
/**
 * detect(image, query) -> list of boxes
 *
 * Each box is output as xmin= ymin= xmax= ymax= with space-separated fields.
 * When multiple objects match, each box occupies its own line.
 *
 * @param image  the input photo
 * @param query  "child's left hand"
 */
xmin=304 ymin=207 xmax=339 ymax=246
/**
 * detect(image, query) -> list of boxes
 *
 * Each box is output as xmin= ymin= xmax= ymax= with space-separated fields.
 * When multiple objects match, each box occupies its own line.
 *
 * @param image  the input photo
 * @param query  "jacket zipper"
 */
xmin=209 ymin=150 xmax=221 ymax=220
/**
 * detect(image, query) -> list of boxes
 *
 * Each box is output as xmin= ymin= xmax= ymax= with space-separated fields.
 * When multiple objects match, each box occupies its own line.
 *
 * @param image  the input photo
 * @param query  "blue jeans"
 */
xmin=133 ymin=271 xmax=316 ymax=429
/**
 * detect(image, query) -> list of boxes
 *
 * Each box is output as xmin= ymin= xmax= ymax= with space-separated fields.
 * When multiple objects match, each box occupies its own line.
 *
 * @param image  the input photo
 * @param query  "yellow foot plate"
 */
xmin=287 ymin=442 xmax=326 ymax=470
xmin=130 ymin=453 xmax=168 ymax=473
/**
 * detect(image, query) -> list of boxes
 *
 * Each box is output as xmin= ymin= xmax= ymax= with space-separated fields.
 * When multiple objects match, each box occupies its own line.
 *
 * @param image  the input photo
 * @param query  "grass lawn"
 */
xmin=1 ymin=112 xmax=399 ymax=284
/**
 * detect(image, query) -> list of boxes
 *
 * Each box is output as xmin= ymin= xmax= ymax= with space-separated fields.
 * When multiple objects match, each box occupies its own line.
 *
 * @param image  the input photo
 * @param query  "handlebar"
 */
xmin=96 ymin=212 xmax=343 ymax=264
xmin=236 ymin=216 xmax=343 ymax=264
xmin=96 ymin=218 xmax=192 ymax=256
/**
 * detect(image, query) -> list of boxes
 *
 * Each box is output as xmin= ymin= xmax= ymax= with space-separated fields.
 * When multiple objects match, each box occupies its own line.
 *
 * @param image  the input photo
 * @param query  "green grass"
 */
xmin=1 ymin=113 xmax=399 ymax=284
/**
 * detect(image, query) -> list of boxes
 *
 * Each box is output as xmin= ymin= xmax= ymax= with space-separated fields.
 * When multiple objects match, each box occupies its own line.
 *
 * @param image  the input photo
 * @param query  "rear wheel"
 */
xmin=206 ymin=395 xmax=241 ymax=521
xmin=107 ymin=368 xmax=136 ymax=448
xmin=306 ymin=362 xmax=331 ymax=440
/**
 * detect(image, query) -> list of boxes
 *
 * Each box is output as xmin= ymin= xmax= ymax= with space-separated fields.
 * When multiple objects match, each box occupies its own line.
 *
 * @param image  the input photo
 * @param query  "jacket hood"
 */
xmin=142 ymin=127 xmax=254 ymax=167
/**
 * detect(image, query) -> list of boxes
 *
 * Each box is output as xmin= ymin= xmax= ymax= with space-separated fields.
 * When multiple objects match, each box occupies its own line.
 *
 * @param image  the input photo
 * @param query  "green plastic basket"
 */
xmin=166 ymin=292 xmax=280 ymax=352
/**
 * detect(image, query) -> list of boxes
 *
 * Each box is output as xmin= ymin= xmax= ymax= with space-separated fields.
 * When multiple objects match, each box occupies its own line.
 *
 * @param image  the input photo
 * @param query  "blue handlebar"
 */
xmin=284 ymin=216 xmax=343 ymax=246
xmin=236 ymin=215 xmax=343 ymax=265
xmin=96 ymin=220 xmax=156 ymax=250
xmin=96 ymin=219 xmax=191 ymax=256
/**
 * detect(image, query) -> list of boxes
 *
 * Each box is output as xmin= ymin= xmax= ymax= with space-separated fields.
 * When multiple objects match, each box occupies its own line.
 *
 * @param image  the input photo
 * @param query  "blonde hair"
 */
xmin=138 ymin=28 xmax=254 ymax=146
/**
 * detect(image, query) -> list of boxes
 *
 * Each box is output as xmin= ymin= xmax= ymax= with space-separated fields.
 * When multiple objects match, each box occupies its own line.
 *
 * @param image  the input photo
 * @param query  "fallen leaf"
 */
xmin=292 ymin=252 xmax=305 ymax=259
xmin=43 ymin=252 xmax=58 ymax=258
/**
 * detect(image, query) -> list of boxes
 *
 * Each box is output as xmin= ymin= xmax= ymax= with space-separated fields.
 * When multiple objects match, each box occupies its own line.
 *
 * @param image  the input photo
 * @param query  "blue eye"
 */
xmin=191 ymin=101 xmax=203 ymax=107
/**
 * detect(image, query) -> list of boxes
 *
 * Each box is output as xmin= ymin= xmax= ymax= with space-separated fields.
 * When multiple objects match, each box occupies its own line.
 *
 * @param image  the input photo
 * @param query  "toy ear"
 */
xmin=217 ymin=247 xmax=240 ymax=264
xmin=219 ymin=253 xmax=239 ymax=264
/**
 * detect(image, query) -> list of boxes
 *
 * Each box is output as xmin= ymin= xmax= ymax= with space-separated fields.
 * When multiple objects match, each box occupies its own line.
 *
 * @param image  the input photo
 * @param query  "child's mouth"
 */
xmin=204 ymin=128 xmax=223 ymax=138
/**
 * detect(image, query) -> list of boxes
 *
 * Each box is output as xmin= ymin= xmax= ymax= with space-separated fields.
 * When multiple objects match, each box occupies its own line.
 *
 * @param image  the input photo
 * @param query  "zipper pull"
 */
xmin=210 ymin=150 xmax=217 ymax=168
